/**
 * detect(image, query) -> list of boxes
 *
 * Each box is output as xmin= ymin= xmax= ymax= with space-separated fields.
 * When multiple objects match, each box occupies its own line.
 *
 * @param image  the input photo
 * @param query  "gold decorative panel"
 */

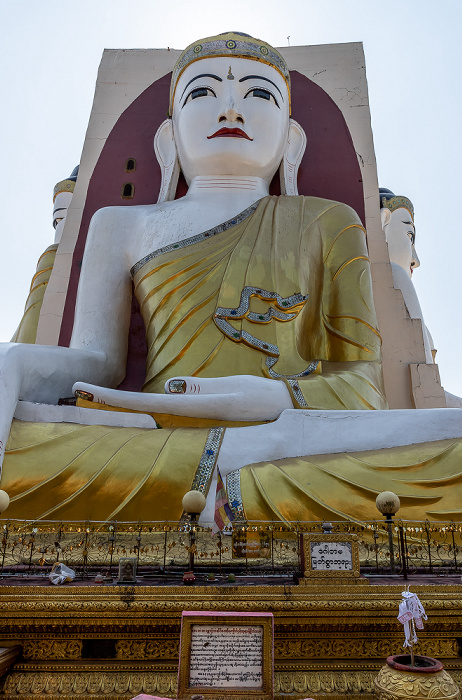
xmin=0 ymin=584 xmax=460 ymax=699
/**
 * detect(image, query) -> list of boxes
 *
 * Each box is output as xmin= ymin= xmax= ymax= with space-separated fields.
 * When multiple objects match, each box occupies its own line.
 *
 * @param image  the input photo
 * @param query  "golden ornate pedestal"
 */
xmin=0 ymin=584 xmax=460 ymax=699
xmin=374 ymin=655 xmax=461 ymax=699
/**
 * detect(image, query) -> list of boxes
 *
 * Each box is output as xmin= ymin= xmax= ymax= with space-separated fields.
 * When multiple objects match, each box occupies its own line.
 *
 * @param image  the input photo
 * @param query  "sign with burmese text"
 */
xmin=189 ymin=624 xmax=263 ymax=688
xmin=310 ymin=540 xmax=352 ymax=571
xmin=178 ymin=611 xmax=274 ymax=700
xmin=232 ymin=530 xmax=270 ymax=559
xmin=301 ymin=533 xmax=360 ymax=581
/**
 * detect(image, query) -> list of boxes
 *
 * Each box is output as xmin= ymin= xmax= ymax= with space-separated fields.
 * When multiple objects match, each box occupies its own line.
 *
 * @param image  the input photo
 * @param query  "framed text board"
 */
xmin=178 ymin=611 xmax=274 ymax=700
xmin=301 ymin=533 xmax=360 ymax=580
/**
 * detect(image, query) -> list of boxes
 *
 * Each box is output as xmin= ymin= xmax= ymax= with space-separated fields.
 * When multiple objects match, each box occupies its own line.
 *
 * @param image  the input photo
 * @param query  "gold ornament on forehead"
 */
xmin=169 ymin=31 xmax=291 ymax=115
xmin=381 ymin=195 xmax=414 ymax=221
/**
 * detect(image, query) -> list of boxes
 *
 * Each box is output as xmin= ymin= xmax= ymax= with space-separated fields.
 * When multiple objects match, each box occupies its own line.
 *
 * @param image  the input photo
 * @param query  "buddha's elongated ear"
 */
xmin=380 ymin=206 xmax=391 ymax=229
xmin=154 ymin=119 xmax=180 ymax=203
xmin=279 ymin=118 xmax=306 ymax=196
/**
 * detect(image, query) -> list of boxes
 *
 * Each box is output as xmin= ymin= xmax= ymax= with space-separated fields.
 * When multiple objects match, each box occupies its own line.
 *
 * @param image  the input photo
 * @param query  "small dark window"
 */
xmin=121 ymin=182 xmax=135 ymax=199
xmin=125 ymin=158 xmax=136 ymax=172
xmin=82 ymin=639 xmax=116 ymax=659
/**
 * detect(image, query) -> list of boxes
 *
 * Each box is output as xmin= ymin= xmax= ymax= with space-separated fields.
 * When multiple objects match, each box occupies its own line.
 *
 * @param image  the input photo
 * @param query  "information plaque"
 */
xmin=178 ymin=611 xmax=274 ymax=700
xmin=300 ymin=533 xmax=361 ymax=582
xmin=232 ymin=531 xmax=270 ymax=559
xmin=310 ymin=540 xmax=352 ymax=571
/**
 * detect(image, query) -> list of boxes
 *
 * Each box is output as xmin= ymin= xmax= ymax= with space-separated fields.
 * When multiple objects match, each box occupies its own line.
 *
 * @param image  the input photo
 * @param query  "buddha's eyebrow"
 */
xmin=180 ymin=74 xmax=223 ymax=100
xmin=239 ymin=75 xmax=284 ymax=100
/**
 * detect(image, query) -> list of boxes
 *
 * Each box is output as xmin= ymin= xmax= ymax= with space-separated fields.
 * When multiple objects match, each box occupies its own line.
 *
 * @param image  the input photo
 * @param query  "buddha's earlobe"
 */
xmin=279 ymin=119 xmax=306 ymax=196
xmin=154 ymin=119 xmax=180 ymax=203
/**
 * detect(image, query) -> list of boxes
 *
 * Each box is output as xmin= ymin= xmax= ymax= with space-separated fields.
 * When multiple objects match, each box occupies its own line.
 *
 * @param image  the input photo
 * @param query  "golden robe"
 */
xmin=11 ymin=244 xmax=58 ymax=344
xmin=132 ymin=196 xmax=386 ymax=411
xmin=3 ymin=197 xmax=461 ymax=523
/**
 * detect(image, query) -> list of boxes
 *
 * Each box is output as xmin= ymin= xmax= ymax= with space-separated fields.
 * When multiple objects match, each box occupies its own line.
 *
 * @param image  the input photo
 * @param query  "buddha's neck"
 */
xmin=186 ymin=176 xmax=269 ymax=208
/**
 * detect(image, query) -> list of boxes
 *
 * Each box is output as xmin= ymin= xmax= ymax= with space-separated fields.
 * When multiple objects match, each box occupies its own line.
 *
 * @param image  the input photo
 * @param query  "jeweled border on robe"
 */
xmin=190 ymin=427 xmax=225 ymax=495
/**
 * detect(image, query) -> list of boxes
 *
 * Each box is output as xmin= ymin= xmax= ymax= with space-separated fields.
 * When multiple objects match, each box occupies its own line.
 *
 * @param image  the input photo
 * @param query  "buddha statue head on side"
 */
xmin=154 ymin=32 xmax=306 ymax=202
xmin=52 ymin=165 xmax=79 ymax=244
xmin=379 ymin=187 xmax=420 ymax=278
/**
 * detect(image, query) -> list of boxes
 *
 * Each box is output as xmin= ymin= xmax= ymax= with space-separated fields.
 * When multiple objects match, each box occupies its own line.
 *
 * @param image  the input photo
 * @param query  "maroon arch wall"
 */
xmin=59 ymin=70 xmax=364 ymax=390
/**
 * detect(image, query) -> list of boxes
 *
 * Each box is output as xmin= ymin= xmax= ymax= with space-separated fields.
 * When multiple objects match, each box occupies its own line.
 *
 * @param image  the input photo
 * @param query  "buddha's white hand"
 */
xmin=72 ymin=375 xmax=293 ymax=422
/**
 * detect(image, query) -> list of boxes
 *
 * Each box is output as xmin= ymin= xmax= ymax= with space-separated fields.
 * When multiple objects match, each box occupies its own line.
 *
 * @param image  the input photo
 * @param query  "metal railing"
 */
xmin=0 ymin=518 xmax=460 ymax=580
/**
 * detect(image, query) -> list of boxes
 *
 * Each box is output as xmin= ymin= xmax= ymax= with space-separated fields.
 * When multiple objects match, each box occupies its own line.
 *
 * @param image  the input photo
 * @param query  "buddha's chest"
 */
xmin=129 ymin=199 xmax=258 ymax=266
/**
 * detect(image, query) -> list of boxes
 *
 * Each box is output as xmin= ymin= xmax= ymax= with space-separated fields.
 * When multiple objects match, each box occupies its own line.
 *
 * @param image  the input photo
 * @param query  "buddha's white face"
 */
xmin=53 ymin=191 xmax=73 ymax=244
xmin=172 ymin=57 xmax=290 ymax=184
xmin=382 ymin=206 xmax=420 ymax=278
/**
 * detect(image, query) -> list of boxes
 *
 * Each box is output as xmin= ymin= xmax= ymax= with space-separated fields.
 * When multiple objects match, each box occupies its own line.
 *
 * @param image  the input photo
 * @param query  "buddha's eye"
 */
xmin=244 ymin=88 xmax=279 ymax=107
xmin=53 ymin=217 xmax=63 ymax=229
xmin=407 ymin=232 xmax=415 ymax=244
xmin=183 ymin=86 xmax=216 ymax=106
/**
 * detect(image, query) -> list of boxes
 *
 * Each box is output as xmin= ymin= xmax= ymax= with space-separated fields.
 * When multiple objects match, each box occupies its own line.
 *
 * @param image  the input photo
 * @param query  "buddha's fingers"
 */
xmin=165 ymin=375 xmax=293 ymax=419
xmin=165 ymin=374 xmax=293 ymax=402
xmin=164 ymin=375 xmax=262 ymax=395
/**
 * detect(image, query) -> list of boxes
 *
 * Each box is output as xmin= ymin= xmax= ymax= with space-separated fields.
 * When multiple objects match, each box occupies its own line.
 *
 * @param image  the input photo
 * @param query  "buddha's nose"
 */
xmin=218 ymin=103 xmax=244 ymax=124
xmin=411 ymin=245 xmax=420 ymax=270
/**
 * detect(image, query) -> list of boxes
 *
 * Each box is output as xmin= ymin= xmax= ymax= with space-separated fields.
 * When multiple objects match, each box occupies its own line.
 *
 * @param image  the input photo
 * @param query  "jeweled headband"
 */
xmin=169 ymin=31 xmax=291 ymax=115
xmin=381 ymin=195 xmax=414 ymax=221
xmin=53 ymin=166 xmax=79 ymax=202
xmin=53 ymin=179 xmax=76 ymax=201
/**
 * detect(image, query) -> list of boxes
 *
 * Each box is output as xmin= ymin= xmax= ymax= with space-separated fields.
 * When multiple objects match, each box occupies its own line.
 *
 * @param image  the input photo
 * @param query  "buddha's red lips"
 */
xmin=207 ymin=127 xmax=253 ymax=140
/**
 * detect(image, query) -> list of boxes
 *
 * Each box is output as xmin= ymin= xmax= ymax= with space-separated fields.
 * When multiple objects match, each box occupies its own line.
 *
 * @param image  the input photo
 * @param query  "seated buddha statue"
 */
xmin=379 ymin=188 xmax=435 ymax=364
xmin=1 ymin=33 xmax=462 ymax=525
xmin=11 ymin=167 xmax=79 ymax=344
xmin=380 ymin=188 xmax=462 ymax=410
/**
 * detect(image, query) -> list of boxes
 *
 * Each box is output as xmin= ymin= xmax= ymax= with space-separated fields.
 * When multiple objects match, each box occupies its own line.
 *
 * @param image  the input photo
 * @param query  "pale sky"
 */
xmin=1 ymin=0 xmax=461 ymax=394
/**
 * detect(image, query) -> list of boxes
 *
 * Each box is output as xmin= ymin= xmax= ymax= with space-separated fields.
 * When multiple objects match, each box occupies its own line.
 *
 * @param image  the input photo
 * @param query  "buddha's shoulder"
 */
xmin=271 ymin=195 xmax=365 ymax=251
xmin=274 ymin=195 xmax=362 ymax=228
xmin=91 ymin=201 xmax=171 ymax=224
xmin=89 ymin=201 xmax=187 ymax=246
